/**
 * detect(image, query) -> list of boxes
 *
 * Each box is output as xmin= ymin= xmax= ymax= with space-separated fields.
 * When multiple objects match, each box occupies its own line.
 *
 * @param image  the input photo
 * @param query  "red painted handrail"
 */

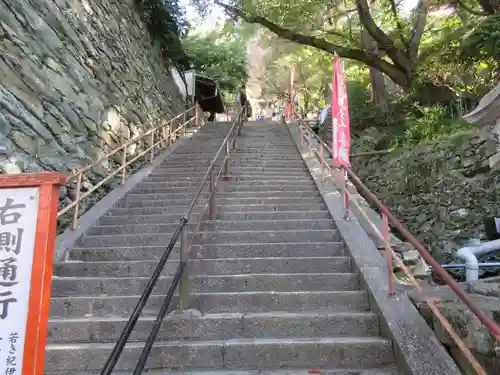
xmin=294 ymin=118 xmax=499 ymax=374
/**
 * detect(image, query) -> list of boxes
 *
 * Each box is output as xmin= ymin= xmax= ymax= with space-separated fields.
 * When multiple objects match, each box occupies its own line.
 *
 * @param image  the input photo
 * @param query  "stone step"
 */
xmin=68 ymin=242 xmax=345 ymax=261
xmin=234 ymin=149 xmax=300 ymax=154
xmin=137 ymin=179 xmax=314 ymax=187
xmin=45 ymin=336 xmax=393 ymax=372
xmin=47 ymin=311 xmax=380 ymax=344
xmin=53 ymin=256 xmax=352 ymax=277
xmin=99 ymin=210 xmax=331 ymax=225
xmin=148 ymin=170 xmax=311 ymax=179
xmin=108 ymin=203 xmax=327 ymax=216
xmin=158 ymin=161 xmax=308 ymax=169
xmin=145 ymin=174 xmax=309 ymax=182
xmin=49 ymin=290 xmax=369 ymax=318
xmin=77 ymin=229 xmax=340 ymax=248
xmin=197 ymin=229 xmax=341 ymax=245
xmin=115 ymin=196 xmax=324 ymax=209
xmin=87 ymin=219 xmax=334 ymax=235
xmin=123 ymin=190 xmax=320 ymax=202
xmin=45 ymin=366 xmax=401 ymax=375
xmin=132 ymin=182 xmax=317 ymax=194
xmin=152 ymin=166 xmax=308 ymax=173
xmin=51 ymin=273 xmax=359 ymax=297
xmin=87 ymin=222 xmax=193 ymax=235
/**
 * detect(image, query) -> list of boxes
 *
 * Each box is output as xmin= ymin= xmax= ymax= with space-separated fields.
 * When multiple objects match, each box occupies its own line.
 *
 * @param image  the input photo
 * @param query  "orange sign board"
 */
xmin=0 ymin=173 xmax=66 ymax=375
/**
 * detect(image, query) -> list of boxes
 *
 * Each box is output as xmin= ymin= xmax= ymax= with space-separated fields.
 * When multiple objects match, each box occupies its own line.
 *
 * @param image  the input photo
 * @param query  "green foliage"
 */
xmin=135 ymin=0 xmax=190 ymax=68
xmin=182 ymin=28 xmax=248 ymax=95
xmin=462 ymin=12 xmax=500 ymax=60
xmin=400 ymin=105 xmax=474 ymax=145
xmin=346 ymin=80 xmax=388 ymax=130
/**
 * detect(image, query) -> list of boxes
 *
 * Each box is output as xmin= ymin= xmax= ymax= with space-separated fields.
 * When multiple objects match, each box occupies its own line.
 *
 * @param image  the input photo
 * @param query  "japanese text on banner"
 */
xmin=331 ymin=54 xmax=351 ymax=167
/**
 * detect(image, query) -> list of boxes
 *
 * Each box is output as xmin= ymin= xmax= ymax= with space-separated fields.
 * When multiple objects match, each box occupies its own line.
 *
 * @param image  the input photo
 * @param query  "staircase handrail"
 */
xmin=294 ymin=118 xmax=500 ymax=375
xmin=57 ymin=105 xmax=198 ymax=230
xmin=100 ymin=105 xmax=246 ymax=375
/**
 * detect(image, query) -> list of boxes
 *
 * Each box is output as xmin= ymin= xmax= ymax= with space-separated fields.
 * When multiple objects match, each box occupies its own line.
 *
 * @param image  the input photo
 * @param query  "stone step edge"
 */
xmin=43 ymin=366 xmax=400 ymax=375
xmin=102 ymin=210 xmax=331 ymax=219
xmin=50 ymin=290 xmax=366 ymax=301
xmin=55 ymin=255 xmax=349 ymax=266
xmin=69 ymin=241 xmax=345 ymax=251
xmin=46 ymin=336 xmax=390 ymax=350
xmin=80 ymin=229 xmax=339 ymax=239
xmin=92 ymin=218 xmax=334 ymax=228
xmin=48 ymin=311 xmax=377 ymax=323
xmin=124 ymin=190 xmax=319 ymax=196
xmin=51 ymin=272 xmax=357 ymax=281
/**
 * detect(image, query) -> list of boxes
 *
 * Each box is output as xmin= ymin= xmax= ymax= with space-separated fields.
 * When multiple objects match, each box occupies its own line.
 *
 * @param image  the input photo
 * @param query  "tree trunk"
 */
xmin=362 ymin=28 xmax=390 ymax=118
xmin=479 ymin=0 xmax=500 ymax=13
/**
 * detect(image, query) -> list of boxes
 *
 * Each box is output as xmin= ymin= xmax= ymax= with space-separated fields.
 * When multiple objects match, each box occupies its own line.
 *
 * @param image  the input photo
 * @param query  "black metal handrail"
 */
xmin=100 ymin=105 xmax=246 ymax=375
xmin=100 ymin=218 xmax=187 ymax=375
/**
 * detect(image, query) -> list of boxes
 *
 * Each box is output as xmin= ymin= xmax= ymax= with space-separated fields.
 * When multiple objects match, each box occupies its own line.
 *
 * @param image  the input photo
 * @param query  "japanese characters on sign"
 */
xmin=331 ymin=54 xmax=351 ymax=167
xmin=0 ymin=188 xmax=39 ymax=375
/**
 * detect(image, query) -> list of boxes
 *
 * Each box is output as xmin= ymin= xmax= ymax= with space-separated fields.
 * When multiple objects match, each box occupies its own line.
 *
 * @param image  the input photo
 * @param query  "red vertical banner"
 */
xmin=331 ymin=54 xmax=351 ymax=167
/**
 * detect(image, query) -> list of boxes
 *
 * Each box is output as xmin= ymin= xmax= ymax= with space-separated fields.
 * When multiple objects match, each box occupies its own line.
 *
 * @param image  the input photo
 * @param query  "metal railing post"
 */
xmin=383 ymin=213 xmax=396 ymax=297
xmin=121 ymin=140 xmax=127 ymax=185
xmin=195 ymin=102 xmax=198 ymax=128
xmin=341 ymin=166 xmax=348 ymax=219
xmin=150 ymin=131 xmax=155 ymax=162
xmin=209 ymin=169 xmax=216 ymax=220
xmin=183 ymin=111 xmax=187 ymax=136
xmin=308 ymin=131 xmax=313 ymax=157
xmin=237 ymin=110 xmax=243 ymax=136
xmin=224 ymin=140 xmax=230 ymax=181
xmin=320 ymin=144 xmax=324 ymax=184
xmin=71 ymin=173 xmax=82 ymax=230
xmin=179 ymin=225 xmax=189 ymax=310
xmin=168 ymin=122 xmax=172 ymax=146
xmin=231 ymin=122 xmax=237 ymax=149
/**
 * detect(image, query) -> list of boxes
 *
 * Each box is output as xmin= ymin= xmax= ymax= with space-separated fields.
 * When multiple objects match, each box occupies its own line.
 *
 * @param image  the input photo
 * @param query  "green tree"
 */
xmin=188 ymin=0 xmax=493 ymax=91
xmin=183 ymin=27 xmax=249 ymax=96
xmin=204 ymin=0 xmax=429 ymax=89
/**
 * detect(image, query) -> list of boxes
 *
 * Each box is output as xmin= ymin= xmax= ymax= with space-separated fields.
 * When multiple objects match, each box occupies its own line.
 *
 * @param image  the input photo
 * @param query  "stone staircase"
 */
xmin=45 ymin=120 xmax=401 ymax=374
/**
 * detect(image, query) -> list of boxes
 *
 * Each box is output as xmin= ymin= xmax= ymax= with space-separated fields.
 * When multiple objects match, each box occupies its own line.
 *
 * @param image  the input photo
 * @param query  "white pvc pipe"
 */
xmin=455 ymin=248 xmax=479 ymax=281
xmin=455 ymin=238 xmax=500 ymax=281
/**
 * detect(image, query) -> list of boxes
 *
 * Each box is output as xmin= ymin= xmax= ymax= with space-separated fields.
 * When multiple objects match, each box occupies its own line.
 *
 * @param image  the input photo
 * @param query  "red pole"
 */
xmin=383 ymin=213 xmax=396 ymax=296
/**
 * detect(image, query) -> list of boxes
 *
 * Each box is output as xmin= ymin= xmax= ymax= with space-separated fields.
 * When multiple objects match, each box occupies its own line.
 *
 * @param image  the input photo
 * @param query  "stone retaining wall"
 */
xmin=0 ymin=0 xmax=185 ymax=200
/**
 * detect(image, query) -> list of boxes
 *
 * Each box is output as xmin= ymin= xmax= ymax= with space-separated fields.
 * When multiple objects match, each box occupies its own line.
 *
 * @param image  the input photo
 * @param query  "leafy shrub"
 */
xmin=394 ymin=104 xmax=474 ymax=146
xmin=347 ymin=81 xmax=411 ymax=132
xmin=461 ymin=12 xmax=500 ymax=61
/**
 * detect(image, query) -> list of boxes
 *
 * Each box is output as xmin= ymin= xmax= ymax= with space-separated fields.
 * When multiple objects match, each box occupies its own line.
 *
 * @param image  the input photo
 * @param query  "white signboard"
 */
xmin=0 ymin=188 xmax=40 ymax=375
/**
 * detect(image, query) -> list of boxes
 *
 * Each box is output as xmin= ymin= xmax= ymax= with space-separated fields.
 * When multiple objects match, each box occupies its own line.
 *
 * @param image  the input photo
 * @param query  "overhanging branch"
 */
xmin=408 ymin=0 xmax=428 ymax=61
xmin=355 ymin=0 xmax=411 ymax=70
xmin=455 ymin=0 xmax=490 ymax=16
xmin=215 ymin=0 xmax=411 ymax=88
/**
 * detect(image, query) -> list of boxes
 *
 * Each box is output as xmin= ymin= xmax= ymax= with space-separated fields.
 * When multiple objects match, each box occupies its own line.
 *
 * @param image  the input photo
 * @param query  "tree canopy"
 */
xmin=191 ymin=0 xmax=498 ymax=90
xmin=182 ymin=25 xmax=249 ymax=98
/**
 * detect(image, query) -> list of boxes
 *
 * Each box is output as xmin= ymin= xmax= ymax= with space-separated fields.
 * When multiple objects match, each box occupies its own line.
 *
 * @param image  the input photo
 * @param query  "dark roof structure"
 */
xmin=194 ymin=74 xmax=225 ymax=114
